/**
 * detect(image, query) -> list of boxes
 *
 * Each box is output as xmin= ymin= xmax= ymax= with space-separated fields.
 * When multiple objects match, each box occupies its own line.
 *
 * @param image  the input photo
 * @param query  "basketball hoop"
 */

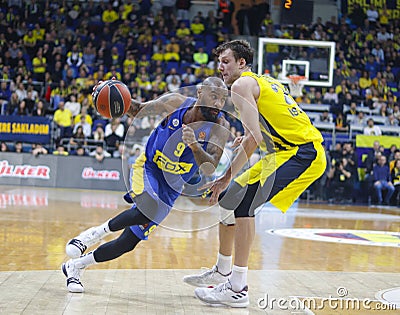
xmin=287 ymin=75 xmax=307 ymax=97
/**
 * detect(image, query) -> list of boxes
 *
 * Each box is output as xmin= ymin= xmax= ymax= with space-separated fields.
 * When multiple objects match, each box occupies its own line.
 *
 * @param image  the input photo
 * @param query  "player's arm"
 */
xmin=126 ymin=93 xmax=187 ymax=118
xmin=223 ymin=77 xmax=263 ymax=180
xmin=183 ymin=116 xmax=230 ymax=176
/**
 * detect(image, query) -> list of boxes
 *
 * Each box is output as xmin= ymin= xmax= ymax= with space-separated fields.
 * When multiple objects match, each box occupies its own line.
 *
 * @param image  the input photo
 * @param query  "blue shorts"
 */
xmin=127 ymin=154 xmax=180 ymax=240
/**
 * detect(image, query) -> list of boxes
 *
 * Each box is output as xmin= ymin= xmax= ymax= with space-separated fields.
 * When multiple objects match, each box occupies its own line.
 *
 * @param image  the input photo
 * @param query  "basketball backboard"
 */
xmin=257 ymin=38 xmax=336 ymax=87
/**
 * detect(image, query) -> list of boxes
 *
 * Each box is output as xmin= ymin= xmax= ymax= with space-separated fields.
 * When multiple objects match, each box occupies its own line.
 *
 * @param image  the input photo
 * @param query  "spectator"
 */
xmin=74 ymin=107 xmax=93 ymax=127
xmin=352 ymin=111 xmax=366 ymax=126
xmin=193 ymin=47 xmax=209 ymax=65
xmin=1 ymin=141 xmax=10 ymax=152
xmin=32 ymin=143 xmax=48 ymax=156
xmin=344 ymin=102 xmax=358 ymax=116
xmin=373 ymin=155 xmax=395 ymax=205
xmin=176 ymin=0 xmax=191 ymax=21
xmin=53 ymin=145 xmax=69 ymax=156
xmin=323 ymin=87 xmax=339 ymax=105
xmin=363 ymin=118 xmax=382 ymax=136
xmin=53 ymin=101 xmax=73 ymax=140
xmin=113 ymin=143 xmax=128 ymax=159
xmin=348 ymin=4 xmax=366 ymax=27
xmin=12 ymin=100 xmax=29 ymax=116
xmin=190 ymin=16 xmax=205 ymax=35
xmin=93 ymin=123 xmax=105 ymax=142
xmin=15 ymin=82 xmax=27 ymax=102
xmin=315 ymin=110 xmax=332 ymax=123
xmin=181 ymin=67 xmax=197 ymax=84
xmin=102 ymin=3 xmax=119 ymax=26
xmin=167 ymin=76 xmax=181 ymax=91
xmin=151 ymin=75 xmax=167 ymax=94
xmin=176 ymin=21 xmax=191 ymax=39
xmin=64 ymin=94 xmax=81 ymax=118
xmin=70 ymin=125 xmax=88 ymax=148
xmin=90 ymin=144 xmax=111 ymax=162
xmin=366 ymin=4 xmax=379 ymax=29
xmin=327 ymin=157 xmax=354 ymax=204
xmin=67 ymin=44 xmax=83 ymax=69
xmin=0 ymin=82 xmax=11 ymax=114
xmin=105 ymin=122 xmax=123 ymax=153
xmin=6 ymin=92 xmax=20 ymax=116
xmin=32 ymin=100 xmax=47 ymax=117
xmin=390 ymin=159 xmax=400 ymax=206
xmin=32 ymin=48 xmax=47 ymax=82
xmin=334 ymin=112 xmax=348 ymax=132
xmin=13 ymin=141 xmax=24 ymax=153
xmin=73 ymin=146 xmax=88 ymax=157
xmin=128 ymin=144 xmax=143 ymax=167
xmin=74 ymin=115 xmax=92 ymax=138
xmin=164 ymin=45 xmax=180 ymax=62
xmin=359 ymin=70 xmax=372 ymax=90
xmin=165 ymin=68 xmax=182 ymax=85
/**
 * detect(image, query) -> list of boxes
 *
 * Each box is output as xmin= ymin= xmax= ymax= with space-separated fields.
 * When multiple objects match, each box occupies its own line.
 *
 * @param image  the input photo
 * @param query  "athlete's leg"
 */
xmin=62 ymin=228 xmax=142 ymax=293
xmin=195 ymin=143 xmax=326 ymax=307
xmin=66 ymin=193 xmax=157 ymax=258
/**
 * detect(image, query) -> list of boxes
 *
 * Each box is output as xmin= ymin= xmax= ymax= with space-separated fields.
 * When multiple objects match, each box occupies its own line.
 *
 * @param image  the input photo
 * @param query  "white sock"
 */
xmin=74 ymin=251 xmax=97 ymax=269
xmin=98 ymin=219 xmax=111 ymax=236
xmin=216 ymin=252 xmax=232 ymax=275
xmin=229 ymin=265 xmax=248 ymax=292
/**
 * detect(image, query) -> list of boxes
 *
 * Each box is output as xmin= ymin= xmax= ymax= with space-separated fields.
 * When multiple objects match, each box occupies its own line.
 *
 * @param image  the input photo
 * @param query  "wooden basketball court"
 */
xmin=0 ymin=185 xmax=399 ymax=314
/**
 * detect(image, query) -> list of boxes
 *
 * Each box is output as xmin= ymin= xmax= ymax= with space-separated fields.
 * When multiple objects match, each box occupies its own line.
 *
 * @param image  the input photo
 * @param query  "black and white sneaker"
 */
xmin=61 ymin=259 xmax=85 ymax=293
xmin=194 ymin=280 xmax=249 ymax=308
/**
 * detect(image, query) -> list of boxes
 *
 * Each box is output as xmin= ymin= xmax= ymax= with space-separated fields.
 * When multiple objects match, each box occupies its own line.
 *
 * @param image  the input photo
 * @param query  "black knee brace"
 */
xmin=94 ymin=228 xmax=141 ymax=262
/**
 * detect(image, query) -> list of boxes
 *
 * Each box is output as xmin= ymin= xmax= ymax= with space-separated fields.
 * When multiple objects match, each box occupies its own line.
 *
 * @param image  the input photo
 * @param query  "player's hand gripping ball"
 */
xmin=92 ymin=80 xmax=131 ymax=119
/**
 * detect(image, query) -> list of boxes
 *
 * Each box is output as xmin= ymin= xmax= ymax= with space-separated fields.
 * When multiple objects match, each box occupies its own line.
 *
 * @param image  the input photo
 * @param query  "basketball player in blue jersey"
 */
xmin=62 ymin=77 xmax=230 ymax=293
xmin=184 ymin=40 xmax=327 ymax=307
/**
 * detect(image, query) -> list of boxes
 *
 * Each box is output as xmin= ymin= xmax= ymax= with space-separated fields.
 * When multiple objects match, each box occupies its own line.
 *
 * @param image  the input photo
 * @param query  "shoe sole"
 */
xmin=183 ymin=278 xmax=215 ymax=288
xmin=194 ymin=291 xmax=249 ymax=308
xmin=61 ymin=263 xmax=67 ymax=277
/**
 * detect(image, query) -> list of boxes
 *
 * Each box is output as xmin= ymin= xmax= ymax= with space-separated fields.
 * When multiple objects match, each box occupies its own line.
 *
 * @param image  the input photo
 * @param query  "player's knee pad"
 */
xmin=219 ymin=207 xmax=235 ymax=226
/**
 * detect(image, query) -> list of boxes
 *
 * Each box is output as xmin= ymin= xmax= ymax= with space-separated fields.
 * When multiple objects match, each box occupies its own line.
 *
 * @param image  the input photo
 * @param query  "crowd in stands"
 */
xmin=0 ymin=1 xmax=399 ymax=205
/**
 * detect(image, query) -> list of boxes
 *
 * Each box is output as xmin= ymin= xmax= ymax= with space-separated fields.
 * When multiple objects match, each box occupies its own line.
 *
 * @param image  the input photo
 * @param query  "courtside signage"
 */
xmin=268 ymin=228 xmax=400 ymax=247
xmin=0 ymin=160 xmax=50 ymax=179
xmin=81 ymin=167 xmax=120 ymax=180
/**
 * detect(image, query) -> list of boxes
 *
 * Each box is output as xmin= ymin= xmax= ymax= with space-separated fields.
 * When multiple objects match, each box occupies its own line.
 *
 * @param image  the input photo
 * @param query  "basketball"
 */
xmin=92 ymin=80 xmax=131 ymax=119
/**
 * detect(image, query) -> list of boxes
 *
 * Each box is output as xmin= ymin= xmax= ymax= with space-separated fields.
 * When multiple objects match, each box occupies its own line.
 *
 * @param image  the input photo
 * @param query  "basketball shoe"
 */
xmin=183 ymin=265 xmax=230 ymax=287
xmin=61 ymin=259 xmax=85 ymax=293
xmin=194 ymin=280 xmax=249 ymax=308
xmin=66 ymin=223 xmax=109 ymax=258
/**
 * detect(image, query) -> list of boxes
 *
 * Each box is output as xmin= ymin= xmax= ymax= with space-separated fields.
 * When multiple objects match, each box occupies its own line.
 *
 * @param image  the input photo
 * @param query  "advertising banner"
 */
xmin=0 ymin=115 xmax=51 ymax=144
xmin=0 ymin=153 xmax=126 ymax=191
xmin=341 ymin=0 xmax=400 ymax=21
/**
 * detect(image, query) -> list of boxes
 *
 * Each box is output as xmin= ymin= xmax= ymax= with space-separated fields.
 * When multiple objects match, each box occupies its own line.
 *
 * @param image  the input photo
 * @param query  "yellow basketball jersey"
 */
xmin=241 ymin=72 xmax=323 ymax=152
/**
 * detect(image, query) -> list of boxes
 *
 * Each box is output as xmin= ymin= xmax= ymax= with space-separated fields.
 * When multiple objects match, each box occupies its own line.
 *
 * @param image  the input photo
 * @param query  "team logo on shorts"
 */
xmin=172 ymin=118 xmax=179 ymax=127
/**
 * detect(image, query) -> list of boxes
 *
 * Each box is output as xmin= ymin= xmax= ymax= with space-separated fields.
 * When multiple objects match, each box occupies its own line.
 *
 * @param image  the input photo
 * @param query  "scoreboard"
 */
xmin=280 ymin=0 xmax=314 ymax=25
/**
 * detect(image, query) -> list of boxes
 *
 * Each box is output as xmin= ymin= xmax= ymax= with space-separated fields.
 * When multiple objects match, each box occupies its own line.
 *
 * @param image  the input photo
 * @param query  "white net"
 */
xmin=288 ymin=76 xmax=307 ymax=97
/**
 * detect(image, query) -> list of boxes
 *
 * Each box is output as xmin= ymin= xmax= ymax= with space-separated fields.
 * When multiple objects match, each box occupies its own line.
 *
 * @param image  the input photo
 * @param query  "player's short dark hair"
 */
xmin=215 ymin=40 xmax=254 ymax=66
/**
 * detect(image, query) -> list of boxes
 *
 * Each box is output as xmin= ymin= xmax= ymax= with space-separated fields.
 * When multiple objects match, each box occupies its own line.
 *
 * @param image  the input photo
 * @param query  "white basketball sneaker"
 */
xmin=183 ymin=265 xmax=230 ymax=287
xmin=66 ymin=226 xmax=106 ymax=258
xmin=194 ymin=280 xmax=249 ymax=308
xmin=61 ymin=259 xmax=85 ymax=293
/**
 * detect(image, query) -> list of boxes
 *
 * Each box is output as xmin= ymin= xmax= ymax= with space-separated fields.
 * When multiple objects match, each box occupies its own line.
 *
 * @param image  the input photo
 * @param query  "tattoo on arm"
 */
xmin=191 ymin=118 xmax=230 ymax=175
xmin=128 ymin=93 xmax=187 ymax=118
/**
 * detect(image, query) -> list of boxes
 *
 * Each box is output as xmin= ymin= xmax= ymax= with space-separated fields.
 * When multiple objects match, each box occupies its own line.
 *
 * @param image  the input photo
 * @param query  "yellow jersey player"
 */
xmin=184 ymin=40 xmax=326 ymax=308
